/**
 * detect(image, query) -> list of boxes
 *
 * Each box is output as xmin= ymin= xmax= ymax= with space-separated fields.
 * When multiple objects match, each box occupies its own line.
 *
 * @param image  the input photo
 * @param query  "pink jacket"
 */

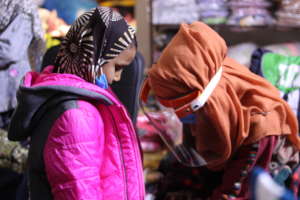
xmin=10 ymin=67 xmax=145 ymax=200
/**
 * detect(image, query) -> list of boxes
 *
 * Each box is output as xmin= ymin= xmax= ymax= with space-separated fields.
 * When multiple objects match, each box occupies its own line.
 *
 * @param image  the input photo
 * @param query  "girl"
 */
xmin=141 ymin=22 xmax=300 ymax=199
xmin=8 ymin=7 xmax=145 ymax=200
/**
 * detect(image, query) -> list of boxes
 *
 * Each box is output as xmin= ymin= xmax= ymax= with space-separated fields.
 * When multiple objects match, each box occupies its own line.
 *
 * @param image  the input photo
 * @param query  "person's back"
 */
xmin=8 ymin=7 xmax=145 ymax=200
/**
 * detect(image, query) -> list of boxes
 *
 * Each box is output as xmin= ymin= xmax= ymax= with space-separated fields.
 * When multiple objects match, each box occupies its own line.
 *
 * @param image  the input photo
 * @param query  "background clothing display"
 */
xmin=277 ymin=0 xmax=300 ymax=27
xmin=198 ymin=0 xmax=229 ymax=25
xmin=42 ymin=0 xmax=98 ymax=24
xmin=152 ymin=0 xmax=199 ymax=24
xmin=0 ymin=0 xmax=45 ymax=70
xmin=0 ymin=14 xmax=33 ymax=114
xmin=227 ymin=0 xmax=275 ymax=26
xmin=0 ymin=0 xmax=44 ymax=129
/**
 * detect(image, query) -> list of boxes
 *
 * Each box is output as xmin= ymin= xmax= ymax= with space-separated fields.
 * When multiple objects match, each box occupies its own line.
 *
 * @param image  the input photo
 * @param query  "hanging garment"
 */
xmin=0 ymin=0 xmax=44 ymax=121
xmin=0 ymin=14 xmax=34 ymax=114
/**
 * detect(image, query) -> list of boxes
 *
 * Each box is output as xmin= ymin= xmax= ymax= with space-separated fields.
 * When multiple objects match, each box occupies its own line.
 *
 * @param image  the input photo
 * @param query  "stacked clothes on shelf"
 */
xmin=276 ymin=0 xmax=300 ymax=27
xmin=227 ymin=0 xmax=275 ymax=26
xmin=152 ymin=0 xmax=199 ymax=24
xmin=197 ymin=0 xmax=229 ymax=25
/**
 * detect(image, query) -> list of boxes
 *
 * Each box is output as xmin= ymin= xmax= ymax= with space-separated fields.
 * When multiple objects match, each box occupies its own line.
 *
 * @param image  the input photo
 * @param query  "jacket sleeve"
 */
xmin=44 ymin=102 xmax=104 ymax=200
xmin=0 ymin=14 xmax=33 ymax=68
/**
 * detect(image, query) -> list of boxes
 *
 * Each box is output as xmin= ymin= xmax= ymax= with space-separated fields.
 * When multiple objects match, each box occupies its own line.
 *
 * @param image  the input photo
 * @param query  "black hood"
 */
xmin=8 ymin=85 xmax=113 ymax=141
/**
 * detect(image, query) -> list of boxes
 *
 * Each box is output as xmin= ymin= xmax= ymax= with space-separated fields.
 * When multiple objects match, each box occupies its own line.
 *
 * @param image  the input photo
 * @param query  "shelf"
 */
xmin=152 ymin=24 xmax=300 ymax=46
xmin=153 ymin=24 xmax=300 ymax=31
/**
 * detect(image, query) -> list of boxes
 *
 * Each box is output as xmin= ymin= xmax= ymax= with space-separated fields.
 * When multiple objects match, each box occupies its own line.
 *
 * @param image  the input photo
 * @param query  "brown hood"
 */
xmin=148 ymin=22 xmax=300 ymax=170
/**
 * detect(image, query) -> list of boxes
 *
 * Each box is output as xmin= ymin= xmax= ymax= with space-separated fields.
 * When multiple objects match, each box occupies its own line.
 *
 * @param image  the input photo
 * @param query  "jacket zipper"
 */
xmin=119 ymin=106 xmax=144 ymax=200
xmin=107 ymin=107 xmax=129 ymax=200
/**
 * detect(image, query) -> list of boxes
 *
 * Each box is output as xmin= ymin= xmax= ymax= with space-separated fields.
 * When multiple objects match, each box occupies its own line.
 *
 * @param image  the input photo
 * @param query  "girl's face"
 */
xmin=101 ymin=46 xmax=137 ymax=84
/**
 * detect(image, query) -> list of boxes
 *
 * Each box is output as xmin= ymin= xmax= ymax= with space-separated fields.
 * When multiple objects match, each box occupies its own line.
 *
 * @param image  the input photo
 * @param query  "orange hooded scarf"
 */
xmin=147 ymin=22 xmax=300 ymax=170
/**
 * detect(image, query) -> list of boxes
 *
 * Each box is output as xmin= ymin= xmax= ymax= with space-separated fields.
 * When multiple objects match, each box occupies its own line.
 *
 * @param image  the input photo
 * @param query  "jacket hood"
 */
xmin=8 ymin=66 xmax=115 ymax=141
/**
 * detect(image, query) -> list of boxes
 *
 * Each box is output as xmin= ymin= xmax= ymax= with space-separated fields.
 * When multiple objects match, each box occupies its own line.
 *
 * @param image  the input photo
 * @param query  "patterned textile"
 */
xmin=270 ymin=136 xmax=299 ymax=186
xmin=0 ymin=129 xmax=28 ymax=174
xmin=0 ymin=0 xmax=45 ymax=70
xmin=55 ymin=7 xmax=136 ymax=83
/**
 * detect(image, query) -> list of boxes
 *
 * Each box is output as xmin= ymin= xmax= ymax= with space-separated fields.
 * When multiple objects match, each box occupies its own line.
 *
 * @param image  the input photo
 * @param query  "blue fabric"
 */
xmin=251 ymin=167 xmax=296 ymax=200
xmin=274 ymin=167 xmax=292 ymax=186
xmin=180 ymin=114 xmax=196 ymax=124
xmin=95 ymin=74 xmax=109 ymax=89
xmin=249 ymin=48 xmax=271 ymax=77
xmin=42 ymin=0 xmax=97 ymax=24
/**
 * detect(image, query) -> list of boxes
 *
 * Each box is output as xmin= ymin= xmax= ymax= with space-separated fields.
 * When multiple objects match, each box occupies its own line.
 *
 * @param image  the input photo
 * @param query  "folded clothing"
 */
xmin=276 ymin=0 xmax=300 ymax=27
xmin=227 ymin=0 xmax=275 ymax=26
xmin=197 ymin=0 xmax=229 ymax=24
xmin=152 ymin=0 xmax=199 ymax=24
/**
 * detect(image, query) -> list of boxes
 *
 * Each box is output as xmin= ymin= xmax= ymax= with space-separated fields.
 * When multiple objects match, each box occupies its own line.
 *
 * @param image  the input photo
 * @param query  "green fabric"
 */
xmin=202 ymin=18 xmax=227 ymax=25
xmin=261 ymin=53 xmax=300 ymax=94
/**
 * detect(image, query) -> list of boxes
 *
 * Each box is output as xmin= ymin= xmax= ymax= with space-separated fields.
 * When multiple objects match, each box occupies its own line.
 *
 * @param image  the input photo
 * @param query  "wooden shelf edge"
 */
xmin=153 ymin=24 xmax=300 ymax=32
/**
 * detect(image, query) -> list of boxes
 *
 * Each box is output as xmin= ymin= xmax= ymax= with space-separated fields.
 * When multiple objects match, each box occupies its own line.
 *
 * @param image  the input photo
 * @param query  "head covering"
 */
xmin=55 ymin=7 xmax=136 ymax=83
xmin=0 ymin=0 xmax=45 ymax=70
xmin=147 ymin=22 xmax=300 ymax=170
